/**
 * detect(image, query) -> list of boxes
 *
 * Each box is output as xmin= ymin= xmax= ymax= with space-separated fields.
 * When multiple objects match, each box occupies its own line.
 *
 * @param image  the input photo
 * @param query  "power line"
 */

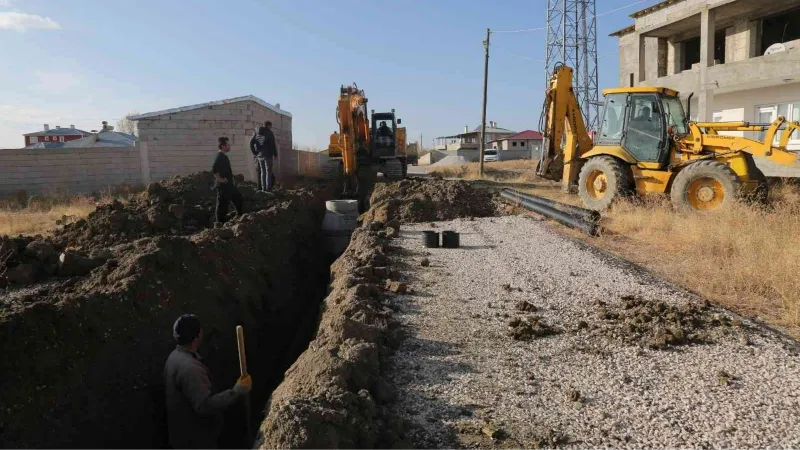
xmin=491 ymin=0 xmax=650 ymax=34
xmin=594 ymin=0 xmax=648 ymax=18
xmin=492 ymin=27 xmax=546 ymax=34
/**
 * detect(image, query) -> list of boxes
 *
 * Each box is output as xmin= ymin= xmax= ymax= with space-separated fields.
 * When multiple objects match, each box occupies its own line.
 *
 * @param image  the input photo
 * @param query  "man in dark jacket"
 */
xmin=212 ymin=136 xmax=243 ymax=224
xmin=164 ymin=314 xmax=252 ymax=449
xmin=249 ymin=122 xmax=278 ymax=191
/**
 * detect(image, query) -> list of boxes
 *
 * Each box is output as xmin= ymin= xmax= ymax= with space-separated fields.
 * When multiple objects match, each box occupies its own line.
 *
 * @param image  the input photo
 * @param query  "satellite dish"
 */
xmin=765 ymin=43 xmax=786 ymax=56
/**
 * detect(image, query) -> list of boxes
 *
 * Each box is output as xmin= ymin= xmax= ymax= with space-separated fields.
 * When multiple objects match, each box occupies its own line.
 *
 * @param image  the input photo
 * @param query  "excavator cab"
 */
xmin=370 ymin=111 xmax=398 ymax=158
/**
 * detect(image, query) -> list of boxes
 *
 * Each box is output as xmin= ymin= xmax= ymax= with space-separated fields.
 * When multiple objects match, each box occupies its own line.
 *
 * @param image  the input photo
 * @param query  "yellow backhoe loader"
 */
xmin=325 ymin=84 xmax=408 ymax=212
xmin=537 ymin=64 xmax=799 ymax=211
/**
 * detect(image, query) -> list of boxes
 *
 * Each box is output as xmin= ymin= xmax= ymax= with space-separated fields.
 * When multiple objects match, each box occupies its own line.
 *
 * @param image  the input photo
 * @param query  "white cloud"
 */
xmin=0 ymin=1 xmax=11 ymax=7
xmin=0 ymin=12 xmax=60 ymax=31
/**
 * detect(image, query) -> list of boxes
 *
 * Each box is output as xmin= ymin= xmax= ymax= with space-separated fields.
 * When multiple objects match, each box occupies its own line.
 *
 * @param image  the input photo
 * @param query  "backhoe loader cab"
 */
xmin=538 ymin=65 xmax=798 ymax=212
xmin=595 ymin=87 xmax=685 ymax=166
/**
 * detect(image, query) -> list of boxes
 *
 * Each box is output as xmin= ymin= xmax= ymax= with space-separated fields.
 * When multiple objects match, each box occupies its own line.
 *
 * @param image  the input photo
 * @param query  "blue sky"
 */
xmin=0 ymin=0 xmax=652 ymax=149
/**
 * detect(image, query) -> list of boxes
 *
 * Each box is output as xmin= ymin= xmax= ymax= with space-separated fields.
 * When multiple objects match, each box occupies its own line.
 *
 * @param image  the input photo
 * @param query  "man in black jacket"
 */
xmin=212 ymin=136 xmax=243 ymax=224
xmin=249 ymin=121 xmax=278 ymax=192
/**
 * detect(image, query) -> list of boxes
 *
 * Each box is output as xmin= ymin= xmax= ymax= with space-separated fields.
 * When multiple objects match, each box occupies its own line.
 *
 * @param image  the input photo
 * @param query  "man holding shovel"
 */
xmin=164 ymin=314 xmax=252 ymax=449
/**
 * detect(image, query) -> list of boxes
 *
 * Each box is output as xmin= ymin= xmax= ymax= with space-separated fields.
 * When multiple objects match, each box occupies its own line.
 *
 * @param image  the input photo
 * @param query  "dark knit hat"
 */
xmin=173 ymin=314 xmax=201 ymax=345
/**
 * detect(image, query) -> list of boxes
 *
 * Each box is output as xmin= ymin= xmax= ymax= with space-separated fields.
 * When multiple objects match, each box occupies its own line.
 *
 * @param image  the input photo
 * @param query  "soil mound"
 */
xmin=0 ymin=180 xmax=330 ymax=448
xmin=256 ymin=225 xmax=408 ymax=448
xmin=591 ymin=296 xmax=741 ymax=350
xmin=51 ymin=172 xmax=301 ymax=252
xmin=361 ymin=178 xmax=499 ymax=224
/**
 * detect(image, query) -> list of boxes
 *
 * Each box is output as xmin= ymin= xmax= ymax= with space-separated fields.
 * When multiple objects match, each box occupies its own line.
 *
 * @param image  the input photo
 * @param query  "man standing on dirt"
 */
xmin=164 ymin=314 xmax=253 ymax=449
xmin=249 ymin=121 xmax=278 ymax=192
xmin=213 ymin=136 xmax=243 ymax=224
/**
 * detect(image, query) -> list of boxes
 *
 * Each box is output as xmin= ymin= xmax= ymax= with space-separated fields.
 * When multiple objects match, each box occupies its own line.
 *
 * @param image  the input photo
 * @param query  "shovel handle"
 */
xmin=236 ymin=325 xmax=248 ymax=377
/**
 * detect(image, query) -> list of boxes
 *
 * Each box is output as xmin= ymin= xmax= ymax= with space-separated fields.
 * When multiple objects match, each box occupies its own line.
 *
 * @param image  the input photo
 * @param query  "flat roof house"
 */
xmin=131 ymin=96 xmax=292 ymax=183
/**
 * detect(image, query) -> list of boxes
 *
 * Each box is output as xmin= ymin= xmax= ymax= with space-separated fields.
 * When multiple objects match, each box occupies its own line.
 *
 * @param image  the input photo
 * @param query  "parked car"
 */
xmin=483 ymin=149 xmax=499 ymax=162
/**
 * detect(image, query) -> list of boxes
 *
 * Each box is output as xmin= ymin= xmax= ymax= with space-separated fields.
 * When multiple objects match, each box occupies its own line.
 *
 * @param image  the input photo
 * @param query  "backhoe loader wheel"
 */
xmin=670 ymin=160 xmax=742 ymax=211
xmin=577 ymin=156 xmax=633 ymax=211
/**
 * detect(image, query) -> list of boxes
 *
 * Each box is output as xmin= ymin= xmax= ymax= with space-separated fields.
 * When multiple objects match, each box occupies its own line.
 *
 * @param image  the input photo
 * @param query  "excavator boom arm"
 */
xmin=537 ymin=65 xmax=594 ymax=190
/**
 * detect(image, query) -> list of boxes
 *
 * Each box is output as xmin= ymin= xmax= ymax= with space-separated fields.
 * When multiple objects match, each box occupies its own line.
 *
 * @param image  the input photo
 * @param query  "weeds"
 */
xmin=0 ymin=185 xmax=139 ymax=237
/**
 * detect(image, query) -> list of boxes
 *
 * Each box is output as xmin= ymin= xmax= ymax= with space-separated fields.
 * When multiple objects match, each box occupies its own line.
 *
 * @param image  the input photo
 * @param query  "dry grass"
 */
xmin=438 ymin=161 xmax=800 ymax=335
xmin=599 ymin=184 xmax=800 ymax=332
xmin=0 ymin=186 xmax=139 ymax=237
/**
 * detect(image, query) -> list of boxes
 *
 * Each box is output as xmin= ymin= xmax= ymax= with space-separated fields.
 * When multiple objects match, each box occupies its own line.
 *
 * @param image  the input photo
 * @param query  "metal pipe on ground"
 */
xmin=500 ymin=190 xmax=600 ymax=236
xmin=503 ymin=189 xmax=600 ymax=222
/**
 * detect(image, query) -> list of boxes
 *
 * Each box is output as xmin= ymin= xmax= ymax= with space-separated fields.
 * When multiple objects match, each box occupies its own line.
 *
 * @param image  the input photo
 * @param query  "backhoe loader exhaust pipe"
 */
xmin=501 ymin=190 xmax=600 ymax=236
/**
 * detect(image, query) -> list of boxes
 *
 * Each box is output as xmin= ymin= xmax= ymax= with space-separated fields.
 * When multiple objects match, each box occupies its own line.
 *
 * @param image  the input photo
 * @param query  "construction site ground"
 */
xmin=2 ymin=174 xmax=800 ymax=449
xmin=386 ymin=215 xmax=800 ymax=449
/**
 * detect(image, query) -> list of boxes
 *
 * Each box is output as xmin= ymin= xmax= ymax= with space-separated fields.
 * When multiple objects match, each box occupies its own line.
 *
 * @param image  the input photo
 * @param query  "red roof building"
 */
xmin=488 ymin=129 xmax=544 ymax=153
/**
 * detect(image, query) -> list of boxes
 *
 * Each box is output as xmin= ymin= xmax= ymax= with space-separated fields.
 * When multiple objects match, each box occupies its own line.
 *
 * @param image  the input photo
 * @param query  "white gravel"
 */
xmin=386 ymin=215 xmax=800 ymax=449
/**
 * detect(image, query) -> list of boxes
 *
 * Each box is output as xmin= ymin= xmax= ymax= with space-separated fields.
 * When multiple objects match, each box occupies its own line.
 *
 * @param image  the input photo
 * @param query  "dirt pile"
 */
xmin=591 ymin=295 xmax=741 ymax=350
xmin=0 ymin=182 xmax=331 ymax=448
xmin=361 ymin=178 xmax=500 ymax=224
xmin=51 ymin=171 xmax=303 ymax=252
xmin=256 ymin=224 xmax=409 ymax=448
xmin=507 ymin=315 xmax=558 ymax=341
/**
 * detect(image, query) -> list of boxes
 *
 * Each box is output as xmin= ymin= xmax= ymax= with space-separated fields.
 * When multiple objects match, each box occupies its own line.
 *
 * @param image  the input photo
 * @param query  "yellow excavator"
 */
xmin=325 ymin=84 xmax=408 ymax=212
xmin=537 ymin=64 xmax=799 ymax=211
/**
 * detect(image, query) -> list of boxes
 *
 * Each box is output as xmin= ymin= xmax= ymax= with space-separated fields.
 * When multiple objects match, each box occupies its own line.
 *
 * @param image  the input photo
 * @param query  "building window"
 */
xmin=29 ymin=137 xmax=38 ymax=144
xmin=512 ymin=141 xmax=517 ymax=147
xmin=757 ymin=102 xmax=800 ymax=146
xmin=44 ymin=136 xmax=49 ymax=141
xmin=519 ymin=141 xmax=525 ymax=147
xmin=761 ymin=7 xmax=800 ymax=55
xmin=59 ymin=136 xmax=65 ymax=142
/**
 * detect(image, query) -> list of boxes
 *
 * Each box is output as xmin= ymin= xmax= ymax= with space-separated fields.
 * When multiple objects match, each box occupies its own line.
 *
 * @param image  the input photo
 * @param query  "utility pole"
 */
xmin=479 ymin=28 xmax=490 ymax=178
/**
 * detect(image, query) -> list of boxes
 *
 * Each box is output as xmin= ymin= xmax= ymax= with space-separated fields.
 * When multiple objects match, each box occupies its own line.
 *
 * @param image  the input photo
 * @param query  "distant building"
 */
xmin=490 ymin=130 xmax=543 ymax=151
xmin=24 ymin=121 xmax=135 ymax=149
xmin=23 ymin=124 xmax=90 ymax=147
xmin=434 ymin=121 xmax=517 ymax=152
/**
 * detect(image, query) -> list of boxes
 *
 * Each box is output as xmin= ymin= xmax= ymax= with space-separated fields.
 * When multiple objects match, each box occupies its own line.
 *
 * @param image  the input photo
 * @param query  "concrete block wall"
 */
xmin=137 ymin=100 xmax=292 ymax=184
xmin=0 ymin=147 xmax=142 ymax=196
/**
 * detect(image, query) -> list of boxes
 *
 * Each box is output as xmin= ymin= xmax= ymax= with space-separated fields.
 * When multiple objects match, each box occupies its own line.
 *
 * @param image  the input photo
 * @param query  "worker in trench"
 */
xmin=164 ymin=314 xmax=253 ymax=449
xmin=213 ymin=136 xmax=244 ymax=224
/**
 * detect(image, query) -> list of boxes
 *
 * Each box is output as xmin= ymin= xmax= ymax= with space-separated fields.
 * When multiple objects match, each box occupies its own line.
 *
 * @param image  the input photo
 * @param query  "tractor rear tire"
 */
xmin=577 ymin=156 xmax=634 ymax=211
xmin=670 ymin=160 xmax=742 ymax=211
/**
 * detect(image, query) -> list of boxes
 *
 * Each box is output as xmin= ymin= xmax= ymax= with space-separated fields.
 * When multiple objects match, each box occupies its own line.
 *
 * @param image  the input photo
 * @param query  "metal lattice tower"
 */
xmin=545 ymin=0 xmax=599 ymax=131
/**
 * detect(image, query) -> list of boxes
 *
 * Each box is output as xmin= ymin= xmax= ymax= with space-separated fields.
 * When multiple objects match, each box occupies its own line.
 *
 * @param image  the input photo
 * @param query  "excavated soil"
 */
xmin=256 ymin=179 xmax=507 ymax=449
xmin=255 ymin=224 xmax=409 ymax=448
xmin=587 ymin=295 xmax=741 ymax=350
xmin=0 ymin=173 xmax=333 ymax=448
xmin=360 ymin=178 xmax=500 ymax=224
xmin=0 ymin=172 xmax=319 ymax=289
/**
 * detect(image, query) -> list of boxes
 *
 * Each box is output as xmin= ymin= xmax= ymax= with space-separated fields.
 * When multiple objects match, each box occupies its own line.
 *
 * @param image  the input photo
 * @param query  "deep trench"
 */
xmin=153 ymin=233 xmax=335 ymax=450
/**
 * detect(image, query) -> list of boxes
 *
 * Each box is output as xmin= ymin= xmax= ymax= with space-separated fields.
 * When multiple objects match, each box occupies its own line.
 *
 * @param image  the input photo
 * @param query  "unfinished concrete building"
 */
xmin=612 ymin=0 xmax=800 ymax=162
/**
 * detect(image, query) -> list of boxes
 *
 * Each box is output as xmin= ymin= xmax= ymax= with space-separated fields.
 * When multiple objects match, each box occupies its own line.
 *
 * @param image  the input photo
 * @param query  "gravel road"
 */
xmin=386 ymin=215 xmax=800 ymax=449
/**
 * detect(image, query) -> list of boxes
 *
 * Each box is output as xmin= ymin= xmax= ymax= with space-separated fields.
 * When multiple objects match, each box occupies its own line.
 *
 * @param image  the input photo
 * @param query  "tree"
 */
xmin=117 ymin=111 xmax=140 ymax=137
